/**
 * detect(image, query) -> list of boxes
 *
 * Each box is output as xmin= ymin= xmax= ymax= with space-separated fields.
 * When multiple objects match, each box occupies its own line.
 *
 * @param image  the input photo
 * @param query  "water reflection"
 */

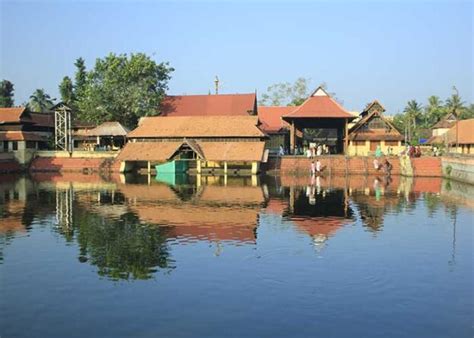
xmin=0 ymin=172 xmax=472 ymax=280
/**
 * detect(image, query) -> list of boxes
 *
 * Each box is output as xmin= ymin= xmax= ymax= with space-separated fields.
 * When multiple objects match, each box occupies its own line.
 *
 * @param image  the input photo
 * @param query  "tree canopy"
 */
xmin=392 ymin=87 xmax=473 ymax=143
xmin=61 ymin=53 xmax=174 ymax=127
xmin=28 ymin=88 xmax=54 ymax=112
xmin=0 ymin=80 xmax=14 ymax=108
xmin=59 ymin=76 xmax=75 ymax=107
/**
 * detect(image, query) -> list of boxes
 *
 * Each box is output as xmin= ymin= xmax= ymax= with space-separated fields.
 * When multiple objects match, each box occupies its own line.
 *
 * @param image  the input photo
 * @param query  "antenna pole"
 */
xmin=214 ymin=76 xmax=219 ymax=95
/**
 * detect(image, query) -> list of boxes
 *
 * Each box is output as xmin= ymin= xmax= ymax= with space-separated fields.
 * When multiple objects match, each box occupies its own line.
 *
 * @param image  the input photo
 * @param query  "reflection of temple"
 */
xmin=283 ymin=183 xmax=355 ymax=248
xmin=118 ymin=182 xmax=265 ymax=244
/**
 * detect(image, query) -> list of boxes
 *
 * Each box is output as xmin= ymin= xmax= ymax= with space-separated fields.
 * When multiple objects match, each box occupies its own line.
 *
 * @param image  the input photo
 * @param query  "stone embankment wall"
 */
xmin=441 ymin=155 xmax=474 ymax=185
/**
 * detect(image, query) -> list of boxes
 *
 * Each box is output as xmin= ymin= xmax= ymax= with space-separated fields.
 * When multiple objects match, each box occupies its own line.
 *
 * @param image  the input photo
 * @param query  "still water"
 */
xmin=0 ymin=173 xmax=472 ymax=338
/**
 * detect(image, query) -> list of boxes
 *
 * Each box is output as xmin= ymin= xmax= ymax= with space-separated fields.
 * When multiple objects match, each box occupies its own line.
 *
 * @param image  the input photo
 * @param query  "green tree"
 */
xmin=424 ymin=95 xmax=445 ymax=126
xmin=445 ymin=86 xmax=465 ymax=119
xmin=28 ymin=89 xmax=54 ymax=112
xmin=58 ymin=76 xmax=75 ymax=106
xmin=260 ymin=77 xmax=312 ymax=106
xmin=75 ymin=53 xmax=174 ymax=127
xmin=74 ymin=57 xmax=87 ymax=97
xmin=403 ymin=100 xmax=423 ymax=142
xmin=460 ymin=103 xmax=474 ymax=120
xmin=0 ymin=80 xmax=14 ymax=107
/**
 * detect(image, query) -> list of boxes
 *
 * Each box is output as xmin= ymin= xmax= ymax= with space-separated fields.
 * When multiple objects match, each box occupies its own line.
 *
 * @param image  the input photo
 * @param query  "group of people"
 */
xmin=306 ymin=143 xmax=329 ymax=159
xmin=373 ymin=158 xmax=393 ymax=176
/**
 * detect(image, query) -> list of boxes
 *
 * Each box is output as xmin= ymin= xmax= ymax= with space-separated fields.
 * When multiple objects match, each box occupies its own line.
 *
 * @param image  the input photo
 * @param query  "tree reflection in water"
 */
xmin=74 ymin=208 xmax=174 ymax=280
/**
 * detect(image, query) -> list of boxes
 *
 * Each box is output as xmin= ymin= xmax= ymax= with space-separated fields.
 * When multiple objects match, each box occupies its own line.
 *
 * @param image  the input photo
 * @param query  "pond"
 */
xmin=1 ymin=173 xmax=473 ymax=338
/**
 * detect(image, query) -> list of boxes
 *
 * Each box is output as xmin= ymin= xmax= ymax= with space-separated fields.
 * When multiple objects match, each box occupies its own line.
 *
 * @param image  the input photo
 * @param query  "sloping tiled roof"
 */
xmin=349 ymin=130 xmax=404 ymax=141
xmin=128 ymin=116 xmax=264 ymax=138
xmin=283 ymin=87 xmax=354 ymax=120
xmin=432 ymin=119 xmax=455 ymax=129
xmin=445 ymin=119 xmax=474 ymax=145
xmin=258 ymin=106 xmax=292 ymax=133
xmin=117 ymin=140 xmax=265 ymax=162
xmin=160 ymin=93 xmax=257 ymax=117
xmin=0 ymin=107 xmax=26 ymax=123
xmin=0 ymin=131 xmax=49 ymax=141
xmin=198 ymin=141 xmax=265 ymax=161
xmin=88 ymin=121 xmax=129 ymax=137
xmin=117 ymin=142 xmax=183 ymax=161
xmin=22 ymin=112 xmax=54 ymax=127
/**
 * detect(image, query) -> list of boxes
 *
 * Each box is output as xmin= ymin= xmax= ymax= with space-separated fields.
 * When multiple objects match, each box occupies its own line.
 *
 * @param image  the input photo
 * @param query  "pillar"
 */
xmin=251 ymin=175 xmax=258 ymax=187
xmin=223 ymin=161 xmax=228 ymax=174
xmin=290 ymin=121 xmax=295 ymax=154
xmin=251 ymin=161 xmax=258 ymax=174
xmin=344 ymin=119 xmax=349 ymax=155
xmin=197 ymin=160 xmax=202 ymax=174
xmin=147 ymin=161 xmax=151 ymax=173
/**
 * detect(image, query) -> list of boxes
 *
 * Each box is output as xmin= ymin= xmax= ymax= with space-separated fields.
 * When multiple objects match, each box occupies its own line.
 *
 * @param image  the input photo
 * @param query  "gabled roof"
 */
xmin=159 ymin=93 xmax=257 ymax=117
xmin=432 ymin=113 xmax=457 ymax=129
xmin=348 ymin=104 xmax=403 ymax=141
xmin=88 ymin=121 xmax=129 ymax=137
xmin=361 ymin=100 xmax=386 ymax=117
xmin=128 ymin=115 xmax=265 ymax=138
xmin=258 ymin=106 xmax=292 ymax=133
xmin=282 ymin=86 xmax=354 ymax=120
xmin=0 ymin=107 xmax=26 ymax=124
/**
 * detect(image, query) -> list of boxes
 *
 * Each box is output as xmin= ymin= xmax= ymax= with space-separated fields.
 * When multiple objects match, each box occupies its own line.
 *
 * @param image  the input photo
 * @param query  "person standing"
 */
xmin=316 ymin=159 xmax=322 ymax=173
xmin=311 ymin=161 xmax=316 ymax=175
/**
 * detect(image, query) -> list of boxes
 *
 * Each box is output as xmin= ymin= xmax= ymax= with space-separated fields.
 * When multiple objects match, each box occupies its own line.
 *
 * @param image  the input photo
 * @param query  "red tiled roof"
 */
xmin=283 ymin=87 xmax=354 ymax=120
xmin=117 ymin=141 xmax=265 ymax=162
xmin=23 ymin=112 xmax=54 ymax=127
xmin=0 ymin=107 xmax=26 ymax=123
xmin=258 ymin=106 xmax=292 ymax=133
xmin=160 ymin=93 xmax=257 ymax=117
xmin=0 ymin=131 xmax=48 ymax=141
xmin=445 ymin=119 xmax=474 ymax=145
xmin=129 ymin=115 xmax=265 ymax=138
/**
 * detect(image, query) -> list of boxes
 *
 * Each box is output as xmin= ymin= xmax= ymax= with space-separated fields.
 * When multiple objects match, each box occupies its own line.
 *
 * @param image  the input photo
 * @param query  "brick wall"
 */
xmin=410 ymin=157 xmax=442 ymax=177
xmin=277 ymin=155 xmax=402 ymax=176
xmin=29 ymin=157 xmax=122 ymax=173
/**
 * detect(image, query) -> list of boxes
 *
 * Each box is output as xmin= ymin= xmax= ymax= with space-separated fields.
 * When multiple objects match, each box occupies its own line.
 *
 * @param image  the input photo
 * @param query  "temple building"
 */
xmin=347 ymin=100 xmax=404 ymax=156
xmin=426 ymin=112 xmax=457 ymax=145
xmin=0 ymin=107 xmax=54 ymax=163
xmin=117 ymin=115 xmax=267 ymax=174
xmin=282 ymin=87 xmax=355 ymax=154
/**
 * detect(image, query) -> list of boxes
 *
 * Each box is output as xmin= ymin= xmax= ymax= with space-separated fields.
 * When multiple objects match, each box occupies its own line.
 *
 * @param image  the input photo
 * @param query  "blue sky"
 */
xmin=1 ymin=0 xmax=472 ymax=114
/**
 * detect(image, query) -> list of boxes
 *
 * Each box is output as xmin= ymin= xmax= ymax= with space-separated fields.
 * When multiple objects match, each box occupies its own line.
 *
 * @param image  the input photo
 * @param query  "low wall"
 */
xmin=29 ymin=156 xmax=121 ymax=173
xmin=441 ymin=155 xmax=474 ymax=185
xmin=35 ymin=150 xmax=118 ymax=159
xmin=275 ymin=155 xmax=401 ymax=175
xmin=271 ymin=155 xmax=444 ymax=178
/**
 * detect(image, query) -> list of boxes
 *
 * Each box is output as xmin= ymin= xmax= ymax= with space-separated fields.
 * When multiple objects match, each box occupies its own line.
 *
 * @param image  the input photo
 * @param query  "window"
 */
xmin=26 ymin=141 xmax=36 ymax=149
xmin=3 ymin=142 xmax=8 ymax=152
xmin=12 ymin=141 xmax=18 ymax=151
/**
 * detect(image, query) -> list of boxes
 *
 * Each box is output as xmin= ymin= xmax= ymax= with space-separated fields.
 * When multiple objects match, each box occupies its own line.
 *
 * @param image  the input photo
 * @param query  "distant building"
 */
xmin=159 ymin=93 xmax=257 ymax=116
xmin=444 ymin=118 xmax=474 ymax=154
xmin=0 ymin=107 xmax=54 ymax=163
xmin=347 ymin=100 xmax=404 ymax=156
xmin=426 ymin=113 xmax=457 ymax=145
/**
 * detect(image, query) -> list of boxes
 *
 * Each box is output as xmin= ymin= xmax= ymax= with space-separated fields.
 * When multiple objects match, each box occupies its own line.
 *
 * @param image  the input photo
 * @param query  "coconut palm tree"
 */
xmin=28 ymin=89 xmax=54 ymax=112
xmin=404 ymin=100 xmax=423 ymax=142
xmin=445 ymin=86 xmax=465 ymax=118
xmin=425 ymin=95 xmax=445 ymax=126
